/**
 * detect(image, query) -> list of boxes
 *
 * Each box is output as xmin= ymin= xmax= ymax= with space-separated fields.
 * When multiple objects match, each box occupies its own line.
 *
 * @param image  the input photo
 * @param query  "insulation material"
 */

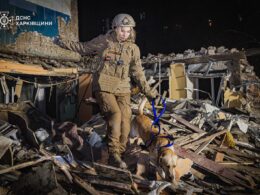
xmin=169 ymin=63 xmax=187 ymax=100
xmin=224 ymin=88 xmax=244 ymax=108
xmin=186 ymin=76 xmax=194 ymax=99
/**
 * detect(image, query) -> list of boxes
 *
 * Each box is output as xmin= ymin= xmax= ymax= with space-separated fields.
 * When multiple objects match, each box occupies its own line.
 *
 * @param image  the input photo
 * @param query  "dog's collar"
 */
xmin=144 ymin=134 xmax=174 ymax=150
xmin=157 ymin=134 xmax=174 ymax=148
xmin=160 ymin=140 xmax=174 ymax=148
xmin=157 ymin=137 xmax=174 ymax=150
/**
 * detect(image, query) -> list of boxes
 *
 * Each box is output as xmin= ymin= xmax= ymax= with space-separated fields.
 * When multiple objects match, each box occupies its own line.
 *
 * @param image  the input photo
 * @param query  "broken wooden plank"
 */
xmin=214 ymin=152 xmax=225 ymax=162
xmin=93 ymin=163 xmax=133 ymax=185
xmin=183 ymin=129 xmax=227 ymax=149
xmin=235 ymin=141 xmax=260 ymax=153
xmin=220 ymin=164 xmax=260 ymax=175
xmin=0 ymin=59 xmax=78 ymax=76
xmin=171 ymin=113 xmax=204 ymax=133
xmin=194 ymin=136 xmax=215 ymax=154
xmin=185 ymin=180 xmax=218 ymax=195
xmin=0 ymin=157 xmax=50 ymax=175
xmin=213 ymin=130 xmax=227 ymax=163
xmin=80 ymin=174 xmax=134 ymax=194
xmin=210 ymin=145 xmax=260 ymax=160
xmin=190 ymin=168 xmax=205 ymax=180
xmin=39 ymin=149 xmax=73 ymax=183
xmin=176 ymin=132 xmax=206 ymax=146
xmin=72 ymin=173 xmax=99 ymax=195
xmin=174 ymin=145 xmax=253 ymax=189
xmin=218 ymin=162 xmax=254 ymax=166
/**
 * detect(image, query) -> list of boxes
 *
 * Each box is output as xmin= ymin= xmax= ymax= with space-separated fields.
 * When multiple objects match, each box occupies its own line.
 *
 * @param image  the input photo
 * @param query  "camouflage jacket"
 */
xmin=59 ymin=31 xmax=151 ymax=94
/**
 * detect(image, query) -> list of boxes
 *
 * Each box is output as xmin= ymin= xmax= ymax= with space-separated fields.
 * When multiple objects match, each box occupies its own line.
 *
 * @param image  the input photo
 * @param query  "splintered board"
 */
xmin=0 ymin=59 xmax=78 ymax=76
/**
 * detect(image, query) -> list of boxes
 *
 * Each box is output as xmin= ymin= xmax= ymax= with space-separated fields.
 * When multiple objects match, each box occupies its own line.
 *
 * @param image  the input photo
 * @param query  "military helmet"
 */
xmin=112 ymin=13 xmax=136 ymax=28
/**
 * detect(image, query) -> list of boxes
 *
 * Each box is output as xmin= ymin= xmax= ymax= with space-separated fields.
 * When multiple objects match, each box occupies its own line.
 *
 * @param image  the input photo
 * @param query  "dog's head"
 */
xmin=158 ymin=148 xmax=178 ymax=183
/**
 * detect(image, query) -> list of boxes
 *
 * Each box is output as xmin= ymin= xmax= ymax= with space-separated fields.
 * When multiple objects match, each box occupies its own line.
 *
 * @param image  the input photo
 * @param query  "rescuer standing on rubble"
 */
xmin=57 ymin=13 xmax=158 ymax=169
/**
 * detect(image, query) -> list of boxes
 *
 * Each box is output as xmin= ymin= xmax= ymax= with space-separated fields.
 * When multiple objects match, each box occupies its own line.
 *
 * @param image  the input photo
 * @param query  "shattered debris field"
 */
xmin=1 ymin=45 xmax=260 ymax=194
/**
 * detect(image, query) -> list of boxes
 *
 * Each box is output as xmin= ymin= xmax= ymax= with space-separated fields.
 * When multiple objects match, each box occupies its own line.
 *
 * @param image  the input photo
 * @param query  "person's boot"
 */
xmin=108 ymin=153 xmax=127 ymax=169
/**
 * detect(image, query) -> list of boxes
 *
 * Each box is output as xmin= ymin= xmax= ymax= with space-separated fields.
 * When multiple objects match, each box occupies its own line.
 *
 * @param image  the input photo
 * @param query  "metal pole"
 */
xmin=211 ymin=77 xmax=215 ymax=104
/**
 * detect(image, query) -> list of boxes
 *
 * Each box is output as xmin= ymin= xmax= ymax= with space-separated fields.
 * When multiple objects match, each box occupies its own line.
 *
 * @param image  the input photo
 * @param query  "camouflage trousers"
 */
xmin=95 ymin=91 xmax=132 ymax=155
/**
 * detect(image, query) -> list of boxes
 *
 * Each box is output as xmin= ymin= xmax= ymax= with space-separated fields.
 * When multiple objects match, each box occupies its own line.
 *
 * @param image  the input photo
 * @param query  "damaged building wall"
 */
xmin=0 ymin=0 xmax=84 ymax=122
xmin=0 ymin=0 xmax=80 ymax=61
xmin=141 ymin=46 xmax=260 ymax=118
xmin=0 ymin=0 xmax=78 ymax=40
xmin=142 ymin=46 xmax=244 ymax=101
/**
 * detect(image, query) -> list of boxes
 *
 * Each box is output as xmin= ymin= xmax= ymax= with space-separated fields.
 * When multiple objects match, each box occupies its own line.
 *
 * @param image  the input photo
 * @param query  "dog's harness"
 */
xmin=144 ymin=98 xmax=174 ymax=149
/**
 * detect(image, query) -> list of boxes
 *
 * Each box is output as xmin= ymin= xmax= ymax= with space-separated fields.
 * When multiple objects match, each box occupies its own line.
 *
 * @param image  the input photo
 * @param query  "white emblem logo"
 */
xmin=0 ymin=11 xmax=12 ymax=29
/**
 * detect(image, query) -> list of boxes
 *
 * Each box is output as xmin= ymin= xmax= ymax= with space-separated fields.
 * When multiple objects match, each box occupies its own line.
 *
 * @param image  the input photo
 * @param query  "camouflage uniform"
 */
xmin=59 ymin=30 xmax=154 ymax=167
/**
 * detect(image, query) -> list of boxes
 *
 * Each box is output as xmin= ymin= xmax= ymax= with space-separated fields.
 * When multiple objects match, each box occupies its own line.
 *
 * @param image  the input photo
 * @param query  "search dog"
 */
xmin=131 ymin=97 xmax=178 ymax=183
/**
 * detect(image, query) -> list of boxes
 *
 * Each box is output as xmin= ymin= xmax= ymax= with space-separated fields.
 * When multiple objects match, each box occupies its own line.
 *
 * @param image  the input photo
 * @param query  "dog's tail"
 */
xmin=138 ymin=97 xmax=148 ymax=115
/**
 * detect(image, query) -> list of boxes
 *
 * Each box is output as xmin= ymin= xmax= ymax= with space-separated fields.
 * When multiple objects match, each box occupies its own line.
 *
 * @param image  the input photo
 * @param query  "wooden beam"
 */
xmin=171 ymin=113 xmax=204 ymax=133
xmin=72 ymin=173 xmax=99 ymax=195
xmin=175 ymin=145 xmax=253 ymax=189
xmin=0 ymin=157 xmax=50 ymax=175
xmin=183 ymin=129 xmax=227 ymax=149
xmin=0 ymin=59 xmax=78 ymax=76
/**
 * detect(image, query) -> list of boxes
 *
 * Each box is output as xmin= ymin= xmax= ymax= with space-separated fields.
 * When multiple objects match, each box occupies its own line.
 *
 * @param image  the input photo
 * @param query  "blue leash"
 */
xmin=144 ymin=97 xmax=174 ymax=148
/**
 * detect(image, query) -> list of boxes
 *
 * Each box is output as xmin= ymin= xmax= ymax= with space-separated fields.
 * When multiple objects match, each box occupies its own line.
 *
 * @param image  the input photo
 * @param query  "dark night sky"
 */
xmin=78 ymin=0 xmax=260 ymax=56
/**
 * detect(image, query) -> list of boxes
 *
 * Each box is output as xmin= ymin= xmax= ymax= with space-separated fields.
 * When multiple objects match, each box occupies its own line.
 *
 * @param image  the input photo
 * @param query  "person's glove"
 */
xmin=146 ymin=88 xmax=159 ymax=99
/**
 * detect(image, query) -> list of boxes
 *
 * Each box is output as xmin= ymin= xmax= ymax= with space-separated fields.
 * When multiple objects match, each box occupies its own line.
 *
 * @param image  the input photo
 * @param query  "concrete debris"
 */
xmin=35 ymin=128 xmax=50 ymax=143
xmin=0 ymin=46 xmax=260 ymax=194
xmin=0 ymin=102 xmax=258 ymax=194
xmin=0 ymin=46 xmax=100 ymax=73
xmin=0 ymin=32 xmax=81 ymax=62
xmin=142 ymin=46 xmax=240 ymax=65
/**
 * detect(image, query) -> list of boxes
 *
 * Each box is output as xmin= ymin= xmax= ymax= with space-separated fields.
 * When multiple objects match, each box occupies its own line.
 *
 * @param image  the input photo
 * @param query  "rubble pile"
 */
xmin=0 ymin=103 xmax=139 ymax=195
xmin=0 ymin=45 xmax=100 ymax=73
xmin=0 ymin=94 xmax=259 ymax=194
xmin=0 ymin=31 xmax=100 ymax=73
xmin=141 ymin=46 xmax=260 ymax=119
xmin=130 ymin=95 xmax=260 ymax=194
xmin=0 ymin=32 xmax=81 ymax=62
xmin=0 ymin=46 xmax=260 ymax=194
xmin=142 ymin=46 xmax=241 ymax=65
xmin=239 ymin=58 xmax=260 ymax=119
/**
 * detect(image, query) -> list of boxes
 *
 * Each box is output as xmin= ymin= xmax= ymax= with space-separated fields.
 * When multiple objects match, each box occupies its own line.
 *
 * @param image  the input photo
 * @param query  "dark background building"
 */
xmin=78 ymin=0 xmax=260 ymax=56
